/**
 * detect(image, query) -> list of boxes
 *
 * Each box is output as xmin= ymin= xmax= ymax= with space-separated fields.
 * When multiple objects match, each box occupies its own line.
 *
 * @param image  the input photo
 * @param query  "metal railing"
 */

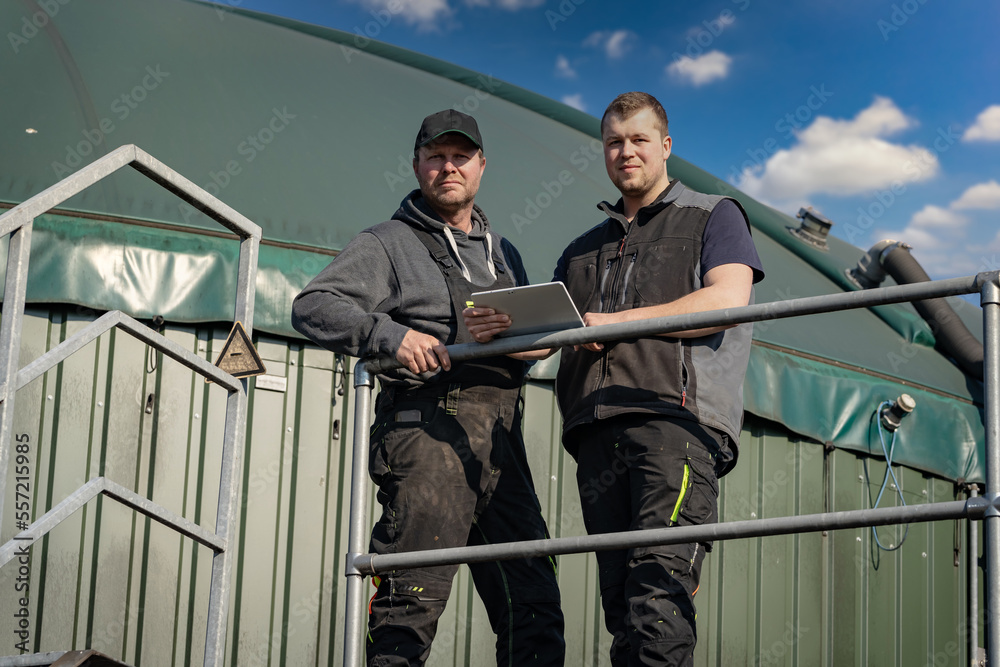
xmin=342 ymin=270 xmax=1000 ymax=666
xmin=0 ymin=145 xmax=260 ymax=667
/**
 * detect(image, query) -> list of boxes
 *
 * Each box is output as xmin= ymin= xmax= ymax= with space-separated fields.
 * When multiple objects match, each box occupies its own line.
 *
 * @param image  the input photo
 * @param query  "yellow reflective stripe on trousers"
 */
xmin=670 ymin=462 xmax=690 ymax=524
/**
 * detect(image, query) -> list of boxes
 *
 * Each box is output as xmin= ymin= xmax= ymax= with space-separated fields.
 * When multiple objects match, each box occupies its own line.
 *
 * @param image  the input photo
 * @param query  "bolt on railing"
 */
xmin=341 ymin=270 xmax=1000 ymax=666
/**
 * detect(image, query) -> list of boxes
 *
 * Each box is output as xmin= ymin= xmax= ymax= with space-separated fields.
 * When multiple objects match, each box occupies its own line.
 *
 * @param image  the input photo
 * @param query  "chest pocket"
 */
xmin=632 ymin=242 xmax=693 ymax=306
xmin=564 ymin=251 xmax=600 ymax=313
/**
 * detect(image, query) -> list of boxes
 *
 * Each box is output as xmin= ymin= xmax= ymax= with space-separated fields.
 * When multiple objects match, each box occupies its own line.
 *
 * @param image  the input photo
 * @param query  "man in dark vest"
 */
xmin=292 ymin=110 xmax=565 ymax=667
xmin=466 ymin=92 xmax=764 ymax=666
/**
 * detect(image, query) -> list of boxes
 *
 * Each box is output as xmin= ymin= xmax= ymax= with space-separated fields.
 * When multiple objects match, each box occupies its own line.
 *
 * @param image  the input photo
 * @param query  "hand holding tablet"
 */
xmin=469 ymin=282 xmax=584 ymax=337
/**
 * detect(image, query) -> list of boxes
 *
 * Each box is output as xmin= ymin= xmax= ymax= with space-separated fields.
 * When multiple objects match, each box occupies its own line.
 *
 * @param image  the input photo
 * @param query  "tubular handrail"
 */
xmin=362 ymin=271 xmax=996 ymax=374
xmin=0 ymin=145 xmax=259 ymax=667
xmin=342 ymin=270 xmax=1000 ymax=666
xmin=355 ymin=497 xmax=987 ymax=573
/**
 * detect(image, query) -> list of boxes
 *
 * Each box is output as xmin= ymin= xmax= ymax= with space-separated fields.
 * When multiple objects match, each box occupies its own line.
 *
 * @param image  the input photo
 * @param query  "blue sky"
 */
xmin=213 ymin=0 xmax=999 ymax=283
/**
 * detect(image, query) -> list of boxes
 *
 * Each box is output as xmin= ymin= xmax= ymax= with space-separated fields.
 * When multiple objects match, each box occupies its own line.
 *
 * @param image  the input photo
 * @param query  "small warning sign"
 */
xmin=210 ymin=321 xmax=266 ymax=381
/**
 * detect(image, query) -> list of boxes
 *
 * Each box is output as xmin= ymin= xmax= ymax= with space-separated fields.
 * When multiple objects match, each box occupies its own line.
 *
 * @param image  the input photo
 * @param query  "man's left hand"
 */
xmin=576 ymin=311 xmax=625 ymax=352
xmin=463 ymin=307 xmax=511 ymax=343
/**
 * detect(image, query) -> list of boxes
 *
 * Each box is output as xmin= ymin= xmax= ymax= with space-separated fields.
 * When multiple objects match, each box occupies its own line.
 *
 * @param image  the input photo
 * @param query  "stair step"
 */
xmin=0 ymin=651 xmax=134 ymax=667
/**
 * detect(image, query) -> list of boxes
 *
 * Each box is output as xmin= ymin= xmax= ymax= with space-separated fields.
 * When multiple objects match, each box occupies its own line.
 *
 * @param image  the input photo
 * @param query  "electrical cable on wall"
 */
xmin=866 ymin=395 xmax=916 ymax=555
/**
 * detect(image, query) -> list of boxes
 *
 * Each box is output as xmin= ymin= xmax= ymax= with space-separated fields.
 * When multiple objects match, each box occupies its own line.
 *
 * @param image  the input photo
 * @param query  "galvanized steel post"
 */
xmin=982 ymin=275 xmax=1000 ymax=663
xmin=344 ymin=361 xmax=375 ymax=666
xmin=970 ymin=485 xmax=981 ymax=664
xmin=203 ymin=220 xmax=259 ymax=667
xmin=202 ymin=384 xmax=249 ymax=667
xmin=0 ymin=222 xmax=32 ymax=527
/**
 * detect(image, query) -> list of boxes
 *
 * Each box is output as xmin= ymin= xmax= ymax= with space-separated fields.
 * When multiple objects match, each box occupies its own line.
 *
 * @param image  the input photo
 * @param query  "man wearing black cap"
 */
xmin=292 ymin=110 xmax=565 ymax=666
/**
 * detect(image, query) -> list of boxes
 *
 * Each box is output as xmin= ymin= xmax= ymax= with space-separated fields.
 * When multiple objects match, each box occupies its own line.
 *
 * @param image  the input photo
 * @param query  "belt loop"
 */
xmin=446 ymin=383 xmax=460 ymax=415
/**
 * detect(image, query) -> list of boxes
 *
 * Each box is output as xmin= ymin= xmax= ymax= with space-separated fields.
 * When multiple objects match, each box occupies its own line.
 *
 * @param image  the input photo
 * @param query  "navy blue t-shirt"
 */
xmin=701 ymin=198 xmax=765 ymax=284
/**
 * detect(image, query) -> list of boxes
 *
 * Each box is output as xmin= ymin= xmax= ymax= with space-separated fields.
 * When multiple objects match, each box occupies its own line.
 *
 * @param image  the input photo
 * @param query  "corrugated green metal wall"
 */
xmin=0 ymin=307 xmax=981 ymax=666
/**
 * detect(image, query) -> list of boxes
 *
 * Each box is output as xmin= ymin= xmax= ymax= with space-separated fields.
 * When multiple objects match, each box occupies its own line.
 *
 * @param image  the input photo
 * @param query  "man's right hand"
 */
xmin=396 ymin=330 xmax=451 ymax=374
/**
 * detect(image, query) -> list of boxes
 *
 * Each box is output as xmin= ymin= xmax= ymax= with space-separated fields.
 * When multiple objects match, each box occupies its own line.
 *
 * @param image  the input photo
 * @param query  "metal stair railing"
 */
xmin=0 ymin=144 xmax=261 ymax=667
xmin=342 ymin=270 xmax=1000 ymax=666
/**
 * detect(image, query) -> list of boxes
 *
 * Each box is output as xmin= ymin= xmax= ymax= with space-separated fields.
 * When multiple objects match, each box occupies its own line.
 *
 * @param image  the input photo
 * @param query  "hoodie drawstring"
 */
xmin=442 ymin=225 xmax=497 ymax=283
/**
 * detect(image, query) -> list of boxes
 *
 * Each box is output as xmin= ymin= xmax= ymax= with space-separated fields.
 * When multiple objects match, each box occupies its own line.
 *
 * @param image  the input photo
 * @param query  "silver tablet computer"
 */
xmin=470 ymin=281 xmax=584 ymax=337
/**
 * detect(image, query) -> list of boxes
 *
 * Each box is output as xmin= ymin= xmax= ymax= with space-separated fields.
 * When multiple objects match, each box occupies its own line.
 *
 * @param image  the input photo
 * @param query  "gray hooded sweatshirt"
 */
xmin=291 ymin=190 xmax=528 ymax=375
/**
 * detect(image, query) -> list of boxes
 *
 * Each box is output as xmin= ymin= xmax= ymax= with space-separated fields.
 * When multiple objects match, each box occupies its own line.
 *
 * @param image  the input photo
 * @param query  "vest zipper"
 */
xmin=599 ymin=258 xmax=613 ymax=312
xmin=681 ymin=361 xmax=689 ymax=407
xmin=620 ymin=252 xmax=637 ymax=305
xmin=595 ymin=225 xmax=632 ymax=420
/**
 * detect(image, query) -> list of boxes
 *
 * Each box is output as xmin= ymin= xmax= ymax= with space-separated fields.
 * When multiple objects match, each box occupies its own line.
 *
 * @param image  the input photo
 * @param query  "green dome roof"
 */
xmin=0 ymin=0 xmax=985 ymax=482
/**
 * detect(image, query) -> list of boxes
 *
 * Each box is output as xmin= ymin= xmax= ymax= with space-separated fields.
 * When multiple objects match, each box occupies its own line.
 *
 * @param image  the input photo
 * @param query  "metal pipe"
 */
xmin=0 ymin=145 xmax=262 ymax=241
xmin=0 ymin=222 xmax=32 ymax=529
xmin=203 ymin=384 xmax=249 ymax=667
xmin=981 ymin=277 xmax=1000 ymax=662
xmin=130 ymin=147 xmax=262 ymax=238
xmin=13 ymin=311 xmax=242 ymax=393
xmin=0 ymin=475 xmax=228 ymax=567
xmin=343 ymin=362 xmax=375 ymax=667
xmin=0 ymin=147 xmax=136 ymax=238
xmin=355 ymin=498 xmax=986 ymax=574
xmin=970 ymin=486 xmax=980 ymax=665
xmin=363 ymin=272 xmax=997 ymax=374
xmin=204 ymin=216 xmax=258 ymax=666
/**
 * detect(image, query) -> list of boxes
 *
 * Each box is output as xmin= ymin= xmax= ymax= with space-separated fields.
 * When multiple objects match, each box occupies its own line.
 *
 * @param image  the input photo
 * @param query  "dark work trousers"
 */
xmin=566 ymin=414 xmax=728 ymax=667
xmin=367 ymin=384 xmax=565 ymax=667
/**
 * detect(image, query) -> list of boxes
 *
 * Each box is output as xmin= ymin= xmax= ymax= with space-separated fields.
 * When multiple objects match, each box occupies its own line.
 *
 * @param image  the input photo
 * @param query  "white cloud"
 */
xmin=908 ymin=204 xmax=967 ymax=231
xmin=487 ymin=0 xmax=545 ymax=7
xmin=464 ymin=0 xmax=544 ymax=6
xmin=583 ymin=29 xmax=635 ymax=60
xmin=555 ymin=54 xmax=577 ymax=79
xmin=666 ymin=50 xmax=732 ymax=86
xmin=951 ymin=180 xmax=1000 ymax=210
xmin=354 ymin=0 xmax=451 ymax=26
xmin=355 ymin=0 xmax=541 ymax=28
xmin=735 ymin=97 xmax=938 ymax=203
xmin=962 ymin=105 xmax=1000 ymax=142
xmin=562 ymin=94 xmax=586 ymax=112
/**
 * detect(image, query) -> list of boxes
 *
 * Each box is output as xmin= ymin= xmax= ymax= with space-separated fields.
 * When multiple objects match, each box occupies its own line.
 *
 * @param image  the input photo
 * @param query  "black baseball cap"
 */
xmin=414 ymin=110 xmax=484 ymax=154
